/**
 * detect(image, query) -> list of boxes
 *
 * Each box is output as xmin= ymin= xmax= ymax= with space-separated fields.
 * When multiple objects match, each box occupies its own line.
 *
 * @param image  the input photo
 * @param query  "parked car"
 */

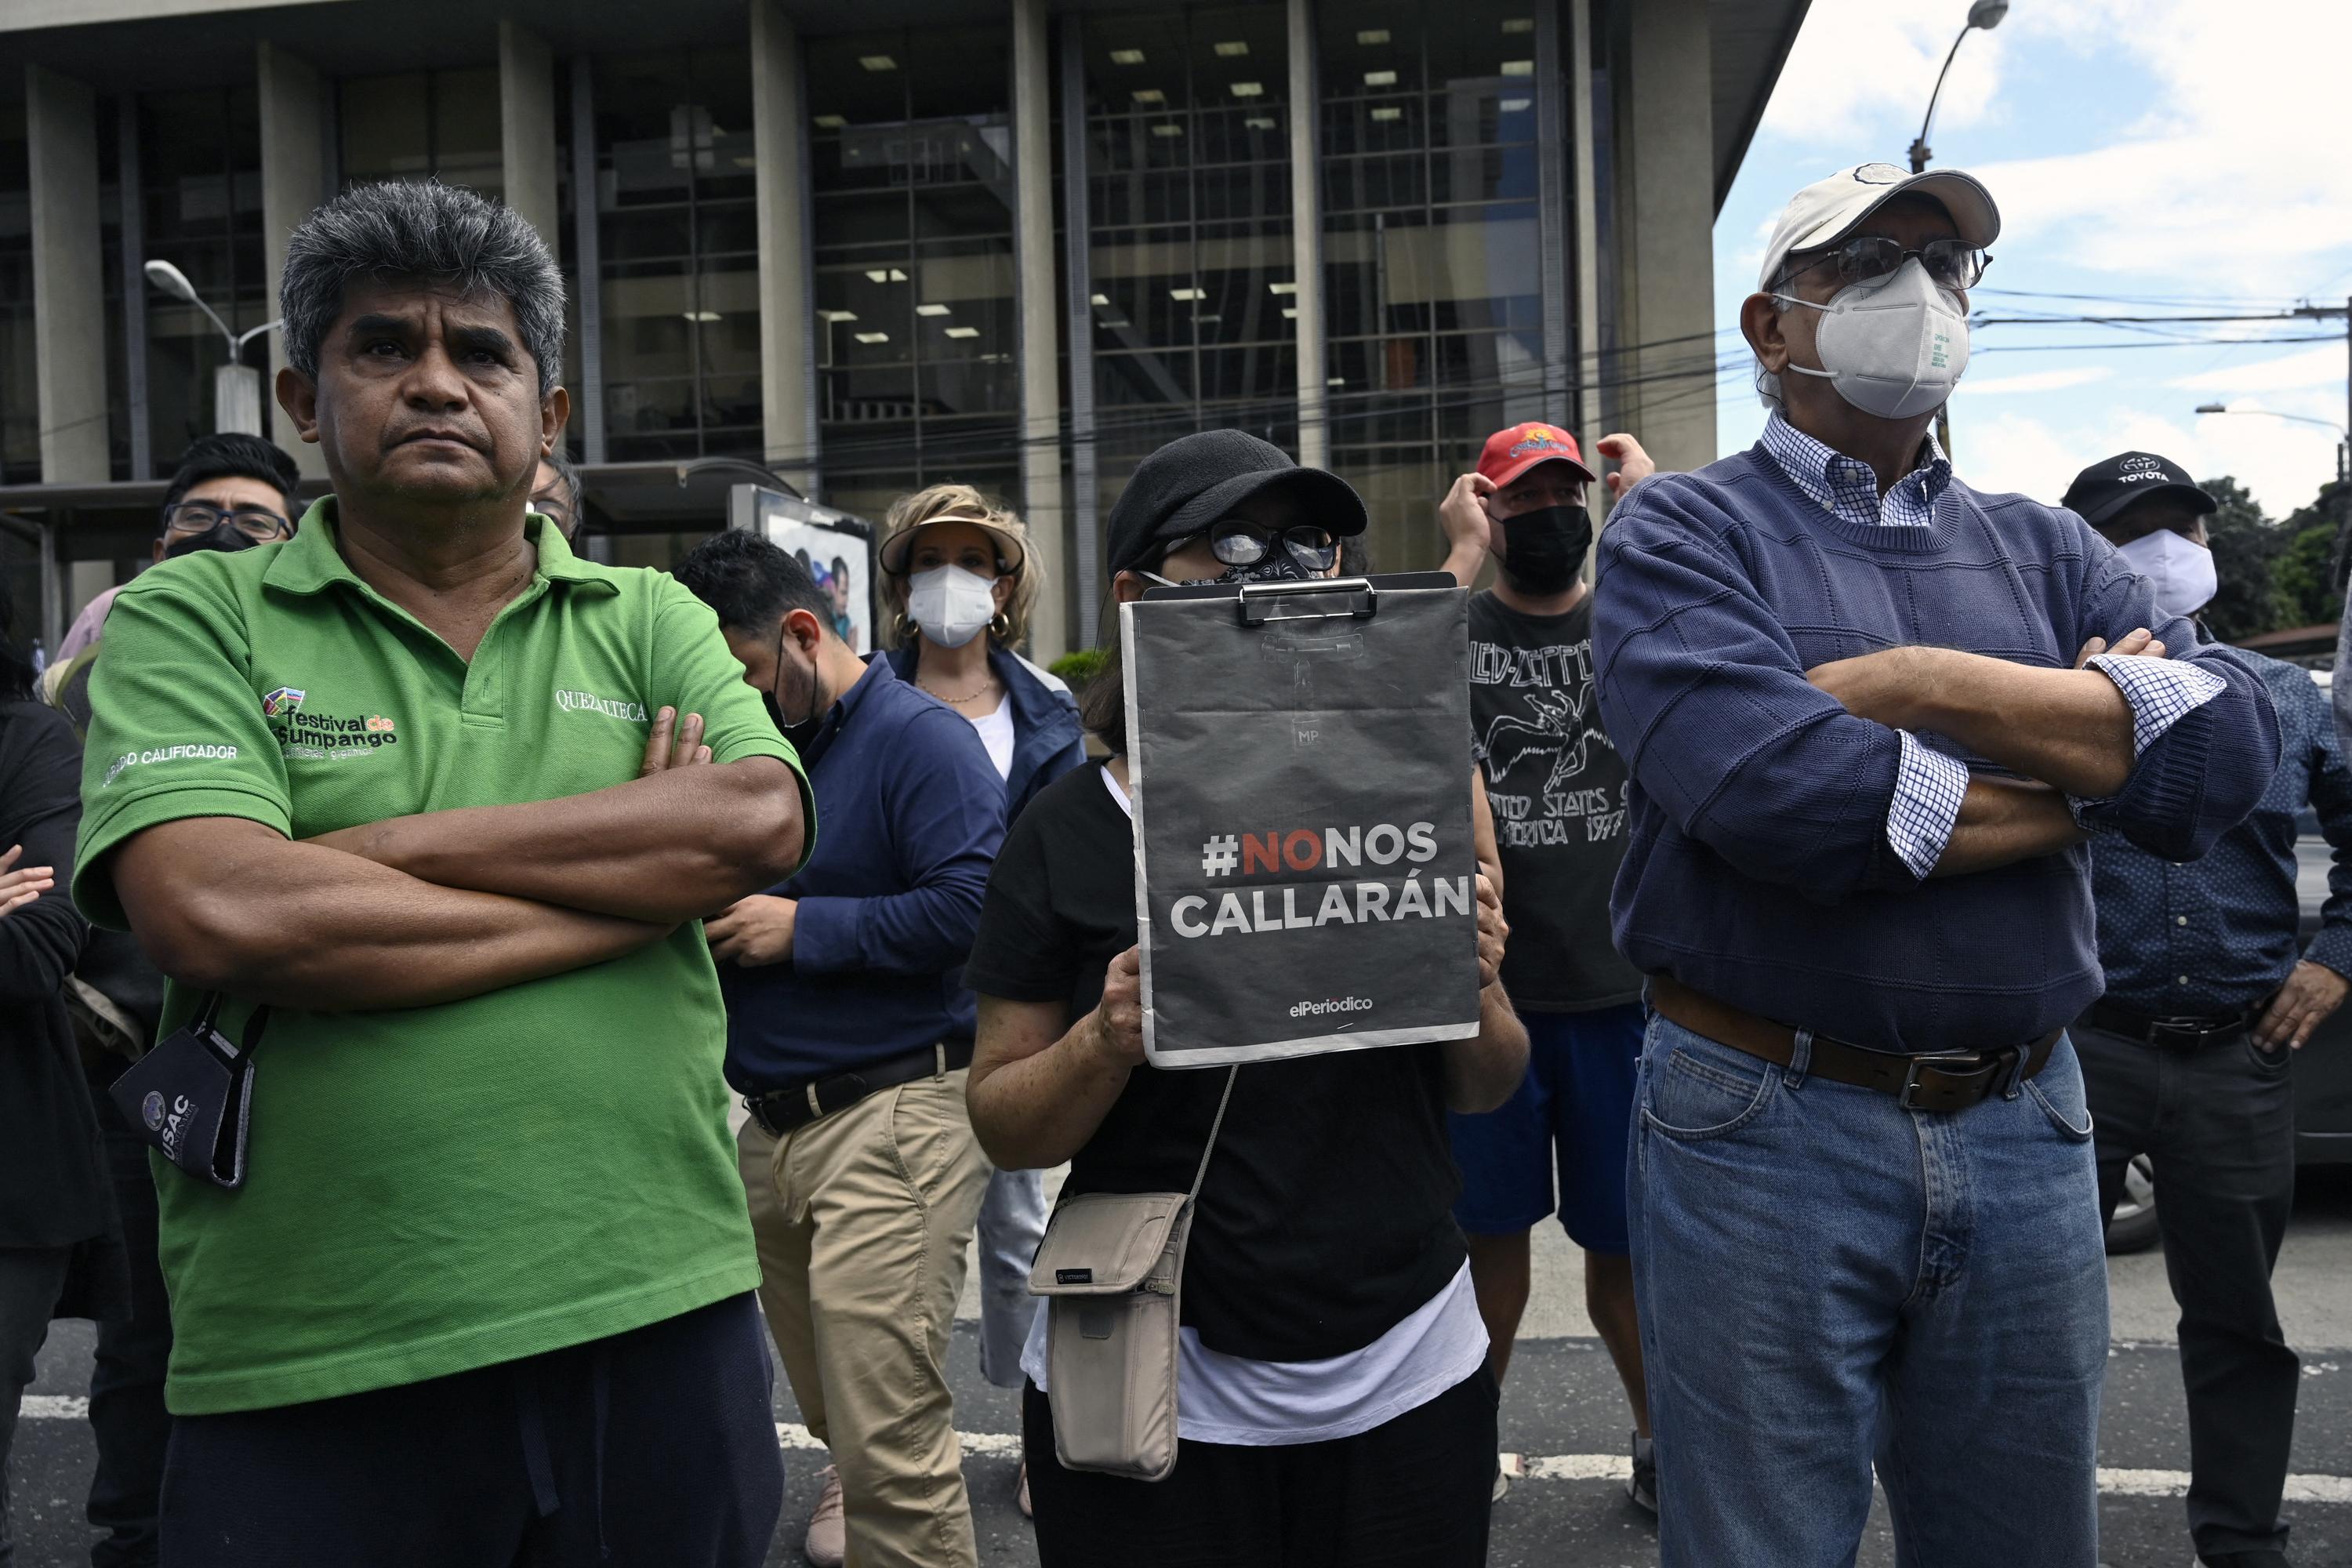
xmin=2103 ymin=811 xmax=2352 ymax=1254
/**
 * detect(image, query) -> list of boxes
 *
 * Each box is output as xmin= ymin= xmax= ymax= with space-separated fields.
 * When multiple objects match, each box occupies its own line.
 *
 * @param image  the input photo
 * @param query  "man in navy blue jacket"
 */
xmin=1592 ymin=164 xmax=2279 ymax=1568
xmin=677 ymin=531 xmax=1005 ymax=1568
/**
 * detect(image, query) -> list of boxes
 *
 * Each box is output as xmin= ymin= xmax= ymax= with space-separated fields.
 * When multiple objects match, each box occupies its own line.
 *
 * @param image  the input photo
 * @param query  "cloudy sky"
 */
xmin=1711 ymin=0 xmax=2352 ymax=519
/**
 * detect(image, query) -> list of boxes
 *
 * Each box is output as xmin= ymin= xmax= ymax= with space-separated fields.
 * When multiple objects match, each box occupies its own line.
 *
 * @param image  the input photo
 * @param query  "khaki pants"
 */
xmin=737 ymin=1065 xmax=989 ymax=1568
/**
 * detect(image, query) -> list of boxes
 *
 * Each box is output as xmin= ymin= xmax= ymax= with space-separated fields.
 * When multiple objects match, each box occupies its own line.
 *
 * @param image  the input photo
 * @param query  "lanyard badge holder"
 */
xmin=109 ymin=994 xmax=269 ymax=1190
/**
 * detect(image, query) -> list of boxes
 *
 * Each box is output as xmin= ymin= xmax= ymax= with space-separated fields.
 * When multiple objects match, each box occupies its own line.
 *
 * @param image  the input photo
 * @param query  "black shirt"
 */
xmin=1468 ymin=589 xmax=1643 ymax=1011
xmin=965 ymin=764 xmax=1465 ymax=1363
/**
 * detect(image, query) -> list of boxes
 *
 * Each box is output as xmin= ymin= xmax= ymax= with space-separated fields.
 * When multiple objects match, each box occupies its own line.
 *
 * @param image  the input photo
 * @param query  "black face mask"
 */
xmin=162 ymin=524 xmax=263 ymax=562
xmin=766 ymin=621 xmax=830 ymax=751
xmin=1143 ymin=554 xmax=1315 ymax=590
xmin=1497 ymin=505 xmax=1593 ymax=597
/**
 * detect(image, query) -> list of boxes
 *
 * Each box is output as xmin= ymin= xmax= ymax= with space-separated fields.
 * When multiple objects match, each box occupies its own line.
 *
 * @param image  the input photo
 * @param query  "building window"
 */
xmin=137 ymin=86 xmax=267 ymax=472
xmin=339 ymin=69 xmax=504 ymax=197
xmin=808 ymin=25 xmax=1019 ymax=520
xmin=1321 ymin=0 xmax=1555 ymax=568
xmin=1075 ymin=5 xmax=1298 ymax=510
xmin=595 ymin=52 xmax=760 ymax=463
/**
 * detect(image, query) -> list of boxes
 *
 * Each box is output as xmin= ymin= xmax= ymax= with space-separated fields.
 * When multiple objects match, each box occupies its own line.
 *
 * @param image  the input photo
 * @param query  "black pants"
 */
xmin=2078 ymin=1022 xmax=2299 ymax=1560
xmin=160 ymin=1293 xmax=783 ymax=1568
xmin=88 ymin=1091 xmax=172 ymax=1568
xmin=1022 ymin=1365 xmax=1497 ymax=1568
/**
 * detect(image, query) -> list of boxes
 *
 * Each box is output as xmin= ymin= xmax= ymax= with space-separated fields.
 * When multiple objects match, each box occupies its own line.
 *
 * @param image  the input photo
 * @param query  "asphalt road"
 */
xmin=13 ymin=1169 xmax=2352 ymax=1567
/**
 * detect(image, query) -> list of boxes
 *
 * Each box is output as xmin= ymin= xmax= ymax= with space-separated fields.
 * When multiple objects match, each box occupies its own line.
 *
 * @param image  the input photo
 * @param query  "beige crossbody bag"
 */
xmin=1025 ymin=1066 xmax=1237 ymax=1481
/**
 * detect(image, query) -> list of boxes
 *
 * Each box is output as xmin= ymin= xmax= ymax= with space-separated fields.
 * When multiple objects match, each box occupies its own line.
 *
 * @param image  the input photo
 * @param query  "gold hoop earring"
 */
xmin=989 ymin=612 xmax=1011 ymax=641
xmin=893 ymin=612 xmax=914 ymax=644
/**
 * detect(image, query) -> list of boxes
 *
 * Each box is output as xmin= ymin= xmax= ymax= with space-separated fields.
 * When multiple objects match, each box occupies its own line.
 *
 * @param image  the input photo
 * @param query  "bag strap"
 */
xmin=191 ymin=993 xmax=271 ymax=1059
xmin=1184 ymin=1066 xmax=1239 ymax=1206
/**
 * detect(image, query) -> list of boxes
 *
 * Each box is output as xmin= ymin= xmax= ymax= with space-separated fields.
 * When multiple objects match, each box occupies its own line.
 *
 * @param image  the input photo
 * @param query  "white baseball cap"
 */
xmin=1756 ymin=162 xmax=2002 ymax=292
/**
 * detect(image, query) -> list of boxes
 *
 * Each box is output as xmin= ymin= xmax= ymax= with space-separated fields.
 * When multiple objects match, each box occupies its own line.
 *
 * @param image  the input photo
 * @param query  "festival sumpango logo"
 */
xmin=263 ymin=685 xmax=401 ymax=757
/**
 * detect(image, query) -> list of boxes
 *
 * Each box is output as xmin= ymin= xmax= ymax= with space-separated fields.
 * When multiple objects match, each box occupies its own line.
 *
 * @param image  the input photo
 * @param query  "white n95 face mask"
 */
xmin=907 ymin=564 xmax=999 ymax=648
xmin=2116 ymin=528 xmax=2218 ymax=621
xmin=1775 ymin=257 xmax=1970 ymax=421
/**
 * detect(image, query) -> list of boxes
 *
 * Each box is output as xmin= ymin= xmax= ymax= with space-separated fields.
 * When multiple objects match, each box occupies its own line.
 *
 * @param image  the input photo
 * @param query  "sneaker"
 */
xmin=1492 ymin=1460 xmax=1510 ymax=1504
xmin=1017 ymin=1460 xmax=1033 ymax=1519
xmin=804 ymin=1465 xmax=846 ymax=1567
xmin=1627 ymin=1432 xmax=1657 ymax=1515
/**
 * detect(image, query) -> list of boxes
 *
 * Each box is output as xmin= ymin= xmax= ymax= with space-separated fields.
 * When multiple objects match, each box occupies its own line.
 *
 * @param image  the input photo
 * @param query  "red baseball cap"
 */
xmin=1476 ymin=423 xmax=1597 ymax=489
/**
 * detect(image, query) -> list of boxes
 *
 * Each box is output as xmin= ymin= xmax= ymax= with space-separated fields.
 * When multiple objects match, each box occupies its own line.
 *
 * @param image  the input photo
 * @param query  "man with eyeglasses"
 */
xmin=56 ymin=434 xmax=302 ymax=665
xmin=1591 ymin=163 xmax=2279 ymax=1564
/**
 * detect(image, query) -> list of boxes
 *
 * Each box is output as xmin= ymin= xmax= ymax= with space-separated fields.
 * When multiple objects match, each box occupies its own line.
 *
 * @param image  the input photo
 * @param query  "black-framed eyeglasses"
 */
xmin=1167 ymin=519 xmax=1338 ymax=575
xmin=161 ymin=503 xmax=292 ymax=542
xmin=1778 ymin=235 xmax=1990 ymax=294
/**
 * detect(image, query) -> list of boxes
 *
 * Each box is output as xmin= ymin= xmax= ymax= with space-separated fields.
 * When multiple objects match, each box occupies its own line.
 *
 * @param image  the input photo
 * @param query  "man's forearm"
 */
xmin=114 ymin=821 xmax=671 ymax=1011
xmin=1908 ymin=650 xmax=2137 ymax=797
xmin=1439 ymin=983 xmax=1530 ymax=1112
xmin=318 ymin=757 xmax=804 ymax=922
xmin=1929 ymin=776 xmax=2085 ymax=878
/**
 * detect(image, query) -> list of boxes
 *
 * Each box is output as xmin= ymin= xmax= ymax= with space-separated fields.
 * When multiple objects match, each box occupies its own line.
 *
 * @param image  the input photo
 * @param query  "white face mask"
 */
xmin=1775 ymin=257 xmax=1970 ymax=421
xmin=906 ymin=564 xmax=999 ymax=648
xmin=2115 ymin=528 xmax=2217 ymax=622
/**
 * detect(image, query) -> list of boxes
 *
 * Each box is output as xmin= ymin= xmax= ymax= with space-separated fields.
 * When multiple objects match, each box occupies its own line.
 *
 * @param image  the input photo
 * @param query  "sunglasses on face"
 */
xmin=1779 ymin=235 xmax=1990 ymax=294
xmin=1169 ymin=519 xmax=1339 ymax=575
xmin=162 ymin=503 xmax=292 ymax=542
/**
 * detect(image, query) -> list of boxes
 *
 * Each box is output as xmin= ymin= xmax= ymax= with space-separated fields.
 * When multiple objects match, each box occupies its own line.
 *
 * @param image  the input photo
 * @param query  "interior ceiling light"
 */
xmin=865 ymin=269 xmax=890 ymax=282
xmin=1499 ymin=97 xmax=1531 ymax=112
xmin=682 ymin=310 xmax=721 ymax=323
xmin=1281 ymin=307 xmax=1298 ymax=319
xmin=813 ymin=114 xmax=847 ymax=129
xmin=1109 ymin=48 xmax=1145 ymax=64
xmin=1168 ymin=287 xmax=1204 ymax=301
xmin=1502 ymin=16 xmax=1534 ymax=31
xmin=916 ymin=303 xmax=951 ymax=317
xmin=854 ymin=331 xmax=890 ymax=343
xmin=1244 ymin=115 xmax=1277 ymax=129
xmin=1363 ymin=69 xmax=1397 ymax=85
xmin=944 ymin=325 xmax=980 ymax=339
xmin=1356 ymin=28 xmax=1390 ymax=44
xmin=1214 ymin=40 xmax=1249 ymax=56
xmin=1269 ymin=281 xmax=1297 ymax=295
xmin=1229 ymin=82 xmax=1264 ymax=97
xmin=1327 ymin=376 xmax=1346 ymax=387
xmin=858 ymin=55 xmax=897 ymax=71
xmin=1090 ymin=293 xmax=1111 ymax=306
xmin=1132 ymin=88 xmax=1166 ymax=103
xmin=1501 ymin=60 xmax=1534 ymax=75
xmin=1370 ymin=107 xmax=1403 ymax=121
xmin=1151 ymin=122 xmax=1184 ymax=136
xmin=817 ymin=309 xmax=858 ymax=323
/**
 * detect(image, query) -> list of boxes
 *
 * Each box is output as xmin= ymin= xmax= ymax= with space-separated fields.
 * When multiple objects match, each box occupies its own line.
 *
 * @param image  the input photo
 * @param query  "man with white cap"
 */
xmin=1591 ymin=163 xmax=2280 ymax=1563
xmin=2065 ymin=450 xmax=2344 ymax=1568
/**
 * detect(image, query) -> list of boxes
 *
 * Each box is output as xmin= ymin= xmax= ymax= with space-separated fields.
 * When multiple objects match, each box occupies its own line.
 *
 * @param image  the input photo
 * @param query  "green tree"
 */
xmin=2274 ymin=476 xmax=2352 ymax=630
xmin=2198 ymin=476 xmax=2289 ymax=643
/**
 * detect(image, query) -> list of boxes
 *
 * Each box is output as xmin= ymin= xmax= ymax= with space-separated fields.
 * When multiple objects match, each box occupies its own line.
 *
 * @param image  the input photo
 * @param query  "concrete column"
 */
xmin=120 ymin=94 xmax=153 ymax=481
xmin=1059 ymin=22 xmax=1102 ymax=648
xmin=1610 ymin=0 xmax=1715 ymax=473
xmin=1568 ymin=0 xmax=1602 ymax=452
xmin=1535 ymin=0 xmax=1570 ymax=429
xmin=258 ymin=42 xmax=328 ymax=480
xmin=499 ymin=21 xmax=561 ymax=254
xmin=1012 ymin=0 xmax=1069 ymax=661
xmin=750 ymin=0 xmax=818 ymax=496
xmin=1286 ymin=0 xmax=1327 ymax=469
xmin=570 ymin=56 xmax=607 ymax=465
xmin=27 ymin=65 xmax=107 ymax=484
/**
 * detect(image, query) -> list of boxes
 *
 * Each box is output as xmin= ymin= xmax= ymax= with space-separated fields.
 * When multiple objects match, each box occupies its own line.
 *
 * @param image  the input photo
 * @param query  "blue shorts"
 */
xmin=1447 ymin=1000 xmax=1644 ymax=1254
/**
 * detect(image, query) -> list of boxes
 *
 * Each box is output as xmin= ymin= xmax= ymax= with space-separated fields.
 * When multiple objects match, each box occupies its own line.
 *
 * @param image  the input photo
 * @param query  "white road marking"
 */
xmin=18 ymin=1400 xmax=2347 ymax=1504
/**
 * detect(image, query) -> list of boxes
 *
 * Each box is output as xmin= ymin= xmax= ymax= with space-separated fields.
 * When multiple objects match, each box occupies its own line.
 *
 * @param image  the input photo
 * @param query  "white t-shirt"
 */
xmin=967 ymin=699 xmax=1015 ymax=782
xmin=1018 ymin=765 xmax=1492 ymax=1447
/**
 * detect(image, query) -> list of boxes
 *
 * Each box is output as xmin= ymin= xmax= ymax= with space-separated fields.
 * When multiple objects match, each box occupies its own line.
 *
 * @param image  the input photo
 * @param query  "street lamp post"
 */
xmin=1911 ymin=2 xmax=2011 ymax=176
xmin=2196 ymin=402 xmax=2352 ymax=589
xmin=143 ymin=260 xmax=281 ymax=437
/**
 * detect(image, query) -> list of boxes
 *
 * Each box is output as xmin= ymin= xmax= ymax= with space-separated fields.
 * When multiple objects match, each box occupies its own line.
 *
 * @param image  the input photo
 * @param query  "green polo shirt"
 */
xmin=74 ymin=502 xmax=808 ymax=1414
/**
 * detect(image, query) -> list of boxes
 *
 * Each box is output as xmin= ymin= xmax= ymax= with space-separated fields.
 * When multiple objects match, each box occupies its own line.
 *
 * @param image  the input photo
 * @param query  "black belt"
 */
xmin=745 ymin=1040 xmax=975 ymax=1136
xmin=2084 ymin=997 xmax=2259 ymax=1051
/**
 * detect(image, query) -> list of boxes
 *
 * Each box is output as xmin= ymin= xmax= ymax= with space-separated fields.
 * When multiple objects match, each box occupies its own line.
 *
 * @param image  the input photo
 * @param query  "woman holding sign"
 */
xmin=877 ymin=485 xmax=1087 ymax=1517
xmin=965 ymin=432 xmax=1527 ymax=1566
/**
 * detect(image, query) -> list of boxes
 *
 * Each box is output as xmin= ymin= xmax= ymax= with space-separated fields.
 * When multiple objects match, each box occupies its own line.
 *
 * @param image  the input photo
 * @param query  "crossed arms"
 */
xmin=110 ymin=708 xmax=804 ymax=1013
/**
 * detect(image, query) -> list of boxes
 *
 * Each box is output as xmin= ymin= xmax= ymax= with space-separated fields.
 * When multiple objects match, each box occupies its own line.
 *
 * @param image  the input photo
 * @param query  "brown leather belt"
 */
xmin=1647 ymin=975 xmax=2060 ymax=1114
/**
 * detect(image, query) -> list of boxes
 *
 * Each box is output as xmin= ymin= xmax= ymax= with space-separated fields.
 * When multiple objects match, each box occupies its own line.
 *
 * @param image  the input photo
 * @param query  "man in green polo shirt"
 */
xmin=74 ymin=180 xmax=809 ymax=1568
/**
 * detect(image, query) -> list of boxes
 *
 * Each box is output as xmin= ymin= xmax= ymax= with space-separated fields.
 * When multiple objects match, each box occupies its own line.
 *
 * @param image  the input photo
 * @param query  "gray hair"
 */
xmin=281 ymin=180 xmax=565 ymax=396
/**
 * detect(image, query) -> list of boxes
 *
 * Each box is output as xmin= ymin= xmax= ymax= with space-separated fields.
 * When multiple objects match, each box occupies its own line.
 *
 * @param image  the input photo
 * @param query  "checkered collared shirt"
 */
xmin=1759 ymin=413 xmax=2226 ymax=878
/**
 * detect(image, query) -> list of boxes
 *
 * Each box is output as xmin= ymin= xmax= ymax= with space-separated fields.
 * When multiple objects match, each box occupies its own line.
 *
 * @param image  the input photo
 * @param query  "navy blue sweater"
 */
xmin=1592 ymin=445 xmax=2280 ymax=1054
xmin=720 ymin=657 xmax=1007 ymax=1089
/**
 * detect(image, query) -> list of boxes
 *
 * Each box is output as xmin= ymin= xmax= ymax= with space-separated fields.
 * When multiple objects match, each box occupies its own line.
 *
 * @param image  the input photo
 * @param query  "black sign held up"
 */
xmin=1123 ymin=574 xmax=1483 ymax=1068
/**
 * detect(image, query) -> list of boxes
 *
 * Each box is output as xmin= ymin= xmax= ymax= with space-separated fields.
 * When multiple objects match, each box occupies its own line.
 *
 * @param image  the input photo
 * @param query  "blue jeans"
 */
xmin=1628 ymin=1013 xmax=2108 ymax=1567
xmin=976 ymin=1165 xmax=1048 ymax=1390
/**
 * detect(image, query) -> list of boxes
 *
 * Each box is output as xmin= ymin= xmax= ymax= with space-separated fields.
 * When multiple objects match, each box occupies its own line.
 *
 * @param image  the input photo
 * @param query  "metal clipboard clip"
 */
xmin=1236 ymin=577 xmax=1379 ymax=626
